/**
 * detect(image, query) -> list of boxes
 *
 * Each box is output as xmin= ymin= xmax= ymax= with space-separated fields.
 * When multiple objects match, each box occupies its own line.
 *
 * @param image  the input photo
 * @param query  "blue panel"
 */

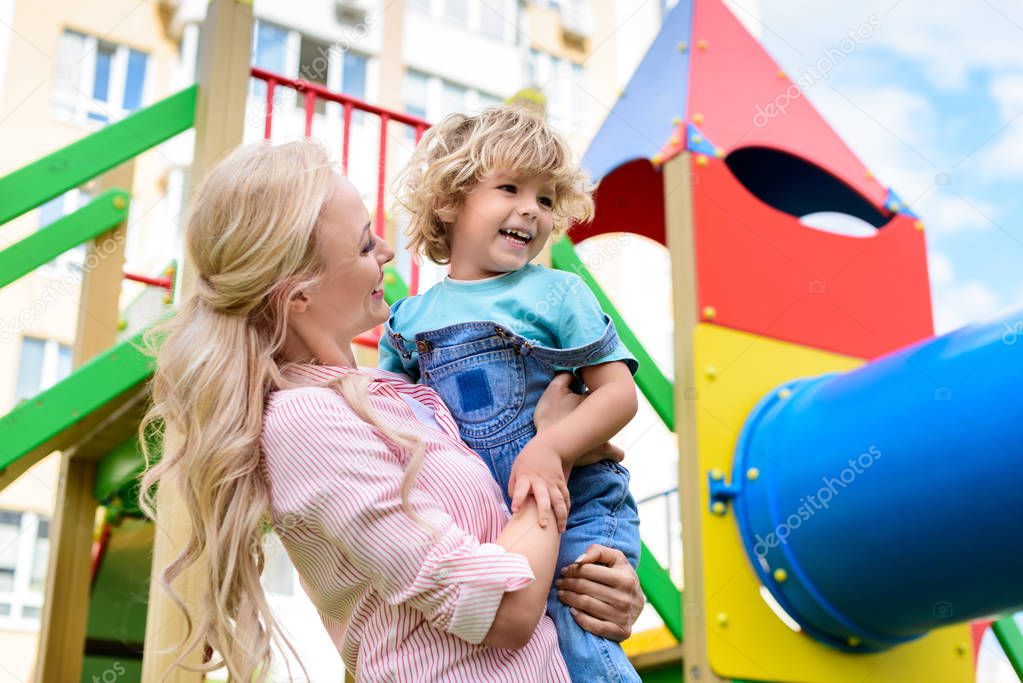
xmin=581 ymin=0 xmax=693 ymax=182
xmin=885 ymin=186 xmax=919 ymax=218
xmin=724 ymin=307 xmax=1023 ymax=651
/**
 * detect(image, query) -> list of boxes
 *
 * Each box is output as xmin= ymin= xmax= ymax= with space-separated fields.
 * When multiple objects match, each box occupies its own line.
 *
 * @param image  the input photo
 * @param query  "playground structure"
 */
xmin=0 ymin=0 xmax=1022 ymax=681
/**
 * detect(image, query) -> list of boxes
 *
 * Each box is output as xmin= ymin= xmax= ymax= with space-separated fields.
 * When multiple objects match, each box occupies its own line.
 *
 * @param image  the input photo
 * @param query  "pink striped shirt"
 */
xmin=260 ymin=363 xmax=570 ymax=682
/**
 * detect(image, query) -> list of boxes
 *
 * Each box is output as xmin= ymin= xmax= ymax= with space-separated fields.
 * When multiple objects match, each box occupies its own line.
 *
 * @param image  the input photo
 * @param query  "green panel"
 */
xmin=81 ymin=656 xmax=142 ymax=683
xmin=383 ymin=262 xmax=409 ymax=304
xmin=638 ymin=662 xmax=683 ymax=683
xmin=94 ymin=437 xmax=144 ymax=503
xmin=993 ymin=615 xmax=1023 ymax=680
xmin=0 ymin=332 xmax=153 ymax=473
xmin=0 ymin=85 xmax=197 ymax=225
xmin=638 ymin=541 xmax=683 ymax=641
xmin=551 ymin=237 xmax=675 ymax=430
xmin=85 ymin=518 xmax=152 ymax=646
xmin=0 ymin=189 xmax=130 ymax=289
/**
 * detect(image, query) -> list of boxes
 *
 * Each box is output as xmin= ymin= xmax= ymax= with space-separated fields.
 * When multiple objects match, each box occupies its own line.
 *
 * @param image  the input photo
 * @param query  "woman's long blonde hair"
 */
xmin=138 ymin=140 xmax=428 ymax=681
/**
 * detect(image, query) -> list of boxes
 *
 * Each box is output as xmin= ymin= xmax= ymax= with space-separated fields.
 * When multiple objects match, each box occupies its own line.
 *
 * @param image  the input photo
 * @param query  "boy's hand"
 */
xmin=508 ymin=438 xmax=570 ymax=532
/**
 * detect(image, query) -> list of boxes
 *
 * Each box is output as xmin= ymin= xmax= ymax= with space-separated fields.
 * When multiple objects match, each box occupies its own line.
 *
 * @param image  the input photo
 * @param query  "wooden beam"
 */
xmin=143 ymin=2 xmax=251 ymax=680
xmin=36 ymin=159 xmax=133 ymax=682
xmin=664 ymin=153 xmax=726 ymax=683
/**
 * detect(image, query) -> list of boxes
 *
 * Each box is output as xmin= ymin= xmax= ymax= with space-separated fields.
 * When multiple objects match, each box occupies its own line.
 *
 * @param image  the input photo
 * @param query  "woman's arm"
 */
xmin=263 ymin=390 xmax=556 ymax=649
xmin=482 ymin=497 xmax=561 ymax=649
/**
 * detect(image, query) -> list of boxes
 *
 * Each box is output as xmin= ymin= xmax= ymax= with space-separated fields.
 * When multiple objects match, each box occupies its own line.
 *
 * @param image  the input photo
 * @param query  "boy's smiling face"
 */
xmin=445 ymin=170 xmax=555 ymax=280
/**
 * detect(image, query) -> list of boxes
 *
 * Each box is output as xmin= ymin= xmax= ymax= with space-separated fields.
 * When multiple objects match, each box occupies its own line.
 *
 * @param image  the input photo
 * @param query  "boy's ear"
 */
xmin=435 ymin=206 xmax=458 ymax=223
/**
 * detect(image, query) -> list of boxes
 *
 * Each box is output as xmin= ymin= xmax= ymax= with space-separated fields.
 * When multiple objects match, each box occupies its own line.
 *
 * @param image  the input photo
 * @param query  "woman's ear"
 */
xmin=289 ymin=291 xmax=310 ymax=314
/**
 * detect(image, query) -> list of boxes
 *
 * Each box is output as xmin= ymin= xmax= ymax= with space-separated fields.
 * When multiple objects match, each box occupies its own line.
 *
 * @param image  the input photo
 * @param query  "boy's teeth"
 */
xmin=500 ymin=229 xmax=531 ymax=242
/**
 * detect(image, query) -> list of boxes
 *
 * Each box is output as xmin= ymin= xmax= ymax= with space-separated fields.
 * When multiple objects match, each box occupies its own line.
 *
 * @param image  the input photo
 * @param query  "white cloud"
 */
xmin=976 ymin=119 xmax=1023 ymax=179
xmin=916 ymin=191 xmax=996 ymax=233
xmin=759 ymin=1 xmax=1023 ymax=92
xmin=933 ymin=279 xmax=1002 ymax=334
xmin=988 ymin=72 xmax=1023 ymax=121
xmin=928 ymin=249 xmax=1005 ymax=333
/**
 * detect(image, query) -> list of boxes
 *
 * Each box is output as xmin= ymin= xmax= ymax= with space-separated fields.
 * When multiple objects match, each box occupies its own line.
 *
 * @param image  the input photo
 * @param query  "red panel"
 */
xmin=970 ymin=619 xmax=993 ymax=665
xmin=692 ymin=156 xmax=933 ymax=359
xmin=687 ymin=0 xmax=888 ymax=207
xmin=569 ymin=158 xmax=666 ymax=246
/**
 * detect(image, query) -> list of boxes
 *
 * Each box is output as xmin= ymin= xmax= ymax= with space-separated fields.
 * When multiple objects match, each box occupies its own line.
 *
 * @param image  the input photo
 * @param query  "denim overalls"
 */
xmin=386 ymin=316 xmax=642 ymax=682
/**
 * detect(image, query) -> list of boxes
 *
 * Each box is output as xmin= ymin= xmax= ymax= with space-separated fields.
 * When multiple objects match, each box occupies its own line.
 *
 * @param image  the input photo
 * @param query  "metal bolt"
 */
xmin=709 ymin=468 xmax=724 ymax=481
xmin=778 ymin=388 xmax=792 ymax=399
xmin=847 ymin=636 xmax=861 ymax=647
xmin=716 ymin=612 xmax=729 ymax=627
xmin=773 ymin=568 xmax=787 ymax=583
xmin=711 ymin=501 xmax=726 ymax=516
xmin=705 ymin=365 xmax=718 ymax=380
xmin=747 ymin=467 xmax=760 ymax=481
xmin=113 ymin=196 xmax=126 ymax=210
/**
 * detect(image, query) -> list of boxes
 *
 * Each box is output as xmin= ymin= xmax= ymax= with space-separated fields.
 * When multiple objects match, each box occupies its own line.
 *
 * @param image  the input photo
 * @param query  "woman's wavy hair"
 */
xmin=137 ymin=139 xmax=429 ymax=681
xmin=396 ymin=105 xmax=595 ymax=264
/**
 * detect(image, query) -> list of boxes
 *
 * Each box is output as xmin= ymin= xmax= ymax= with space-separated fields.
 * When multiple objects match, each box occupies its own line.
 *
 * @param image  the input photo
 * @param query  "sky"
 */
xmin=734 ymin=0 xmax=1023 ymax=333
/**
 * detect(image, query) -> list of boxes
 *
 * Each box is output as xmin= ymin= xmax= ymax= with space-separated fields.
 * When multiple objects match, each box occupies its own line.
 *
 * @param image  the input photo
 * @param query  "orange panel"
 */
xmin=691 ymin=156 xmax=934 ymax=358
xmin=687 ymin=0 xmax=888 ymax=207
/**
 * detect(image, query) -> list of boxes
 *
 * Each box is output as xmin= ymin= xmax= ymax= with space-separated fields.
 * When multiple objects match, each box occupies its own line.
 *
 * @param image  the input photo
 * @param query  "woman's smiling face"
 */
xmin=286 ymin=174 xmax=394 ymax=364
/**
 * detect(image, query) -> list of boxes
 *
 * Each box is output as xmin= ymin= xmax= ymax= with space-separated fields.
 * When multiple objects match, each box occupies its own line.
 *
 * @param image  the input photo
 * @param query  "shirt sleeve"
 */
xmin=377 ymin=332 xmax=417 ymax=380
xmin=262 ymin=391 xmax=533 ymax=645
xmin=554 ymin=272 xmax=638 ymax=376
xmin=378 ymin=300 xmax=421 ymax=381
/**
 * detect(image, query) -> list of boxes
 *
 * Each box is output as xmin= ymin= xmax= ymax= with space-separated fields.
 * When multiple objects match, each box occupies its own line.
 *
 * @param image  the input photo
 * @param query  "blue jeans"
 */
xmin=386 ymin=319 xmax=642 ymax=682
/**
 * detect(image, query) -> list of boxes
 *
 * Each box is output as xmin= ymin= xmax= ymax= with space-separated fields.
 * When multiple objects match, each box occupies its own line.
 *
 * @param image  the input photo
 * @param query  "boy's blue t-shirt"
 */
xmin=378 ymin=264 xmax=636 ymax=381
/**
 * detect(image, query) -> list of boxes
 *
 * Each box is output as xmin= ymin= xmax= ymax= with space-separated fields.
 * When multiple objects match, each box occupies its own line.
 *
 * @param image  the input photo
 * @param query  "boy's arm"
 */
xmin=531 ymin=360 xmax=638 ymax=471
xmin=508 ymin=362 xmax=637 ymax=527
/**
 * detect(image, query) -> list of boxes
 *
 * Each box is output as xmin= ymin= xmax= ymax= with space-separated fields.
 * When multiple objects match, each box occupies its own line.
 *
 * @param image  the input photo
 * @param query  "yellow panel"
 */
xmin=693 ymin=323 xmax=974 ymax=683
xmin=623 ymin=626 xmax=678 ymax=658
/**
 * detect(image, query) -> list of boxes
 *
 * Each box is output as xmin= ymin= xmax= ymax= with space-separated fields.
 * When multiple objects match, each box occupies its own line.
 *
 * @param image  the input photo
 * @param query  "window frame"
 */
xmin=52 ymin=29 xmax=152 ymax=129
xmin=0 ymin=510 xmax=49 ymax=631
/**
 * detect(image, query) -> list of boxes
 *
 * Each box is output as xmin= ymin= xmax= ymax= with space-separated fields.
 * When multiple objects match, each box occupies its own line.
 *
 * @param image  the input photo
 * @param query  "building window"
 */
xmin=52 ymin=30 xmax=149 ymax=126
xmin=14 ymin=337 xmax=73 ymax=403
xmin=0 ymin=511 xmax=19 ymax=593
xmin=479 ymin=0 xmax=507 ymax=40
xmin=444 ymin=0 xmax=469 ymax=26
xmin=297 ymin=34 xmax=331 ymax=114
xmin=0 ymin=510 xmax=49 ymax=627
xmin=441 ymin=81 xmax=469 ymax=117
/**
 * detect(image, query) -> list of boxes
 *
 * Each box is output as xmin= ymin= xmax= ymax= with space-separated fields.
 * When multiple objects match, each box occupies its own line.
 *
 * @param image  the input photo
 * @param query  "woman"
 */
xmin=139 ymin=139 xmax=645 ymax=682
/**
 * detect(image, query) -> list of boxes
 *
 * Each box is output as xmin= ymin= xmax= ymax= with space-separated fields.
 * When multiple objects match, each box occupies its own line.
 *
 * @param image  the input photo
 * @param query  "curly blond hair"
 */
xmin=396 ymin=106 xmax=595 ymax=264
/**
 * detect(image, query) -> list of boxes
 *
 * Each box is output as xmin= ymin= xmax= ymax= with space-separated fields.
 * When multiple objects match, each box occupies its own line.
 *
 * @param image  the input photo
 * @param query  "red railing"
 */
xmin=250 ymin=66 xmax=429 ymax=348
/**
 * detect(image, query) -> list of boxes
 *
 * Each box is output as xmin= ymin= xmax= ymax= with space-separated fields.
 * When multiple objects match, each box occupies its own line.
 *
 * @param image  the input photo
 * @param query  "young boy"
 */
xmin=380 ymin=106 xmax=642 ymax=681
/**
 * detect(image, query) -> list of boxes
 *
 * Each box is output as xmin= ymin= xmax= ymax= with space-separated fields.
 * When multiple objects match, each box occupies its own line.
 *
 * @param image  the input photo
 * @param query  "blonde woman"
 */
xmin=139 ymin=140 xmax=645 ymax=682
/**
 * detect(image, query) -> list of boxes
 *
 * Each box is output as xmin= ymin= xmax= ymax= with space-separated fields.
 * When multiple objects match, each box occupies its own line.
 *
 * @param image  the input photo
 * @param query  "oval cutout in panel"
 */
xmin=799 ymin=211 xmax=879 ymax=238
xmin=726 ymin=147 xmax=892 ymax=230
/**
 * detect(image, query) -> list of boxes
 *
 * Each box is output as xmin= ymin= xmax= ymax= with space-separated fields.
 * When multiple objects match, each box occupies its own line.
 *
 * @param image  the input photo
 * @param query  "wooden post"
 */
xmin=663 ymin=153 xmax=726 ymax=683
xmin=141 ymin=1 xmax=251 ymax=681
xmin=35 ymin=160 xmax=133 ymax=682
